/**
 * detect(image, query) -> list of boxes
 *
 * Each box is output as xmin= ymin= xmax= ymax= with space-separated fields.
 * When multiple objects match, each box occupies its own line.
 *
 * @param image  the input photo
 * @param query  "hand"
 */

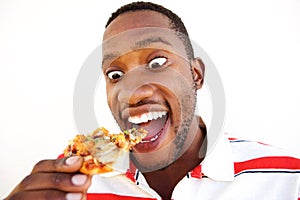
xmin=5 ymin=156 xmax=91 ymax=200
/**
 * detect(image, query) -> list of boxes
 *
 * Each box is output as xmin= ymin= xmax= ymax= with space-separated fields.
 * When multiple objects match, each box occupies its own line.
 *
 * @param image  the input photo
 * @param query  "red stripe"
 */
xmin=87 ymin=193 xmax=156 ymax=200
xmin=228 ymin=137 xmax=238 ymax=141
xmin=235 ymin=156 xmax=300 ymax=174
xmin=126 ymin=161 xmax=137 ymax=183
xmin=190 ymin=165 xmax=202 ymax=178
xmin=57 ymin=153 xmax=64 ymax=159
xmin=257 ymin=141 xmax=270 ymax=146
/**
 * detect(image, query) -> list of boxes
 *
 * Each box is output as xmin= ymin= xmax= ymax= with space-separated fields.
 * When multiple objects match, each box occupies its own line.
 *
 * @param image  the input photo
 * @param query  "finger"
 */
xmin=31 ymin=156 xmax=83 ymax=173
xmin=18 ymin=173 xmax=91 ymax=192
xmin=7 ymin=190 xmax=84 ymax=200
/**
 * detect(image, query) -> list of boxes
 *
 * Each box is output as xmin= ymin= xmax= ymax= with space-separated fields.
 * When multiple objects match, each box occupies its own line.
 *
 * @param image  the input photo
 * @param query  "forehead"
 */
xmin=102 ymin=11 xmax=187 ymax=64
xmin=104 ymin=10 xmax=170 ymax=39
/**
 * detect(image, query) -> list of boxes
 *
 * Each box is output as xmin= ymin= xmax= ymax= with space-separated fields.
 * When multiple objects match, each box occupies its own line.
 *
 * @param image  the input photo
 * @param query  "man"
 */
xmin=5 ymin=2 xmax=300 ymax=200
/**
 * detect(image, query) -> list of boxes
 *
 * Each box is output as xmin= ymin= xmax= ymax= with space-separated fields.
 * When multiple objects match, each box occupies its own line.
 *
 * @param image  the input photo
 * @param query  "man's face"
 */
xmin=102 ymin=11 xmax=200 ymax=171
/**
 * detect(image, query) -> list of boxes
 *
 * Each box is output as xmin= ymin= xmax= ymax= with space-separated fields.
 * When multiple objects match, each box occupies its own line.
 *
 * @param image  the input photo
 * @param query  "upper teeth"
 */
xmin=128 ymin=111 xmax=167 ymax=124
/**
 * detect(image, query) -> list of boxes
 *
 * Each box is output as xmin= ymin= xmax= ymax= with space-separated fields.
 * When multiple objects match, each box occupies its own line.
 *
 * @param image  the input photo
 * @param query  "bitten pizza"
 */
xmin=64 ymin=127 xmax=147 ymax=175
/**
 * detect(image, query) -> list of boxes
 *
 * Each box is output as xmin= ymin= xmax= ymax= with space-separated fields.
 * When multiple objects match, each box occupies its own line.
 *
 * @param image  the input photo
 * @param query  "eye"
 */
xmin=148 ymin=57 xmax=168 ymax=69
xmin=106 ymin=70 xmax=124 ymax=80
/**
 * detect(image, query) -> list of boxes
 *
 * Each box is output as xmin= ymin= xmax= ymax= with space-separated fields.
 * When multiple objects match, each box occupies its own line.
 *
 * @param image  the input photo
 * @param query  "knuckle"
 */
xmin=32 ymin=159 xmax=63 ymax=173
xmin=32 ymin=160 xmax=45 ymax=172
xmin=53 ymin=158 xmax=61 ymax=169
xmin=19 ymin=174 xmax=34 ymax=190
xmin=53 ymin=157 xmax=67 ymax=171
xmin=51 ymin=173 xmax=67 ymax=186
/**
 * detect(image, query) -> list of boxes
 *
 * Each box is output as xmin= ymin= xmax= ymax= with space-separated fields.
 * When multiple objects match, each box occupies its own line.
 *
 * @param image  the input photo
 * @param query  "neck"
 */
xmin=143 ymin=116 xmax=206 ymax=200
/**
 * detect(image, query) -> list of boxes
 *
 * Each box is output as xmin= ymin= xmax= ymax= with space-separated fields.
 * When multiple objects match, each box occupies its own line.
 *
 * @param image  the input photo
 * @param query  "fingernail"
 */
xmin=66 ymin=156 xmax=80 ymax=166
xmin=72 ymin=174 xmax=87 ymax=186
xmin=66 ymin=193 xmax=82 ymax=200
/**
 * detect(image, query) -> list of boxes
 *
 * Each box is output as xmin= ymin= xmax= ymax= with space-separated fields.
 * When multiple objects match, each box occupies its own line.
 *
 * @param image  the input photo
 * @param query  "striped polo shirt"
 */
xmin=86 ymin=133 xmax=300 ymax=199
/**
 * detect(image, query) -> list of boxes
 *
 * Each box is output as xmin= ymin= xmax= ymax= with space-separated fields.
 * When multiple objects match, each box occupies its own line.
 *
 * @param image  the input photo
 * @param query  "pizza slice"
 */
xmin=63 ymin=127 xmax=147 ymax=175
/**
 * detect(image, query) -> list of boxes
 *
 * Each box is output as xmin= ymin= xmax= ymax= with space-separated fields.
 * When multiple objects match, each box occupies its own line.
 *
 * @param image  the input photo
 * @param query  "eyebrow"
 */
xmin=134 ymin=36 xmax=172 ymax=49
xmin=102 ymin=37 xmax=172 ymax=66
xmin=102 ymin=53 xmax=119 ymax=66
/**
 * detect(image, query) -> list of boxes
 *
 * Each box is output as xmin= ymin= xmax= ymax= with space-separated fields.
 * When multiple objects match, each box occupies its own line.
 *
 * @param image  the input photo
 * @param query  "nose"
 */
xmin=114 ymin=66 xmax=157 ymax=106
xmin=118 ymin=83 xmax=155 ymax=105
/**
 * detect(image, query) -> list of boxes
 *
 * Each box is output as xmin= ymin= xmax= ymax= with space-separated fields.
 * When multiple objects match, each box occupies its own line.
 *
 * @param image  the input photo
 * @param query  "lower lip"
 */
xmin=133 ymin=116 xmax=170 ymax=153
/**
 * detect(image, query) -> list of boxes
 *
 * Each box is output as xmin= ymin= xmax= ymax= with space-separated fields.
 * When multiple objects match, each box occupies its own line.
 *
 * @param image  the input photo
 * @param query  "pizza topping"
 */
xmin=126 ymin=111 xmax=168 ymax=145
xmin=64 ymin=127 xmax=147 ymax=175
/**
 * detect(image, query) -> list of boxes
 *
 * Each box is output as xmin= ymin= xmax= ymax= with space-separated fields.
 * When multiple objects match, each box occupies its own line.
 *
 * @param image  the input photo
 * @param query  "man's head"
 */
xmin=102 ymin=1 xmax=205 ymax=171
xmin=105 ymin=1 xmax=194 ymax=60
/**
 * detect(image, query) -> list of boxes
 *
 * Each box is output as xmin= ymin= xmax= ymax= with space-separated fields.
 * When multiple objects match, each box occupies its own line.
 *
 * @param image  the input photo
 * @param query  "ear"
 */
xmin=191 ymin=57 xmax=205 ymax=90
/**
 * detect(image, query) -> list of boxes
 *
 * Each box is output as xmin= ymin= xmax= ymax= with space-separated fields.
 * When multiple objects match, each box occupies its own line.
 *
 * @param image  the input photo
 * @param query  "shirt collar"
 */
xmin=200 ymin=133 xmax=234 ymax=181
xmin=125 ymin=133 xmax=234 ymax=183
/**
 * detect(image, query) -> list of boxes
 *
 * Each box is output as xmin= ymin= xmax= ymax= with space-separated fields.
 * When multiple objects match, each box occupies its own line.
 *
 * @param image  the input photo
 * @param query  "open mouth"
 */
xmin=127 ymin=111 xmax=169 ymax=151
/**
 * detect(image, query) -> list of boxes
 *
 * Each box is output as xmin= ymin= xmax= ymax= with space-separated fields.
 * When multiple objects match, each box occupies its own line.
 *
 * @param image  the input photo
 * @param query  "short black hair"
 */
xmin=105 ymin=1 xmax=194 ymax=60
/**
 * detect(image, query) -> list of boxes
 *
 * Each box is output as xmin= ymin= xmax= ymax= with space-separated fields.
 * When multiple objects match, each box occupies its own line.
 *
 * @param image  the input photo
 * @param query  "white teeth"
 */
xmin=140 ymin=113 xmax=148 ymax=123
xmin=150 ymin=134 xmax=159 ymax=141
xmin=141 ymin=134 xmax=159 ymax=143
xmin=128 ymin=111 xmax=167 ymax=124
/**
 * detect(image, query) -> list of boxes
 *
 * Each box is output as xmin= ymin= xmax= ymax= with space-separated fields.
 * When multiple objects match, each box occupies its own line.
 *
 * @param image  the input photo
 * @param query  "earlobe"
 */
xmin=191 ymin=57 xmax=205 ymax=89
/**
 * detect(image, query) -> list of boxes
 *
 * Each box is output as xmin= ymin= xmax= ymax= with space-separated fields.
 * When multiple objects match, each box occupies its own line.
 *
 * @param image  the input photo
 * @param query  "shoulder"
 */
xmin=226 ymin=134 xmax=300 ymax=175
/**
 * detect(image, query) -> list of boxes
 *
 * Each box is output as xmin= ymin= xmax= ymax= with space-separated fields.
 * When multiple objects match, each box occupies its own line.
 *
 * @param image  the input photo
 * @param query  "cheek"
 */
xmin=159 ymin=71 xmax=194 ymax=99
xmin=154 ymin=70 xmax=191 ymax=90
xmin=106 ymin=86 xmax=115 ymax=109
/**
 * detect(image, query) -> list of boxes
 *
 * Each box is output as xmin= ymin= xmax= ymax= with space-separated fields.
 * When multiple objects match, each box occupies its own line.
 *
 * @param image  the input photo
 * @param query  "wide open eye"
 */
xmin=148 ymin=57 xmax=168 ymax=69
xmin=106 ymin=70 xmax=124 ymax=80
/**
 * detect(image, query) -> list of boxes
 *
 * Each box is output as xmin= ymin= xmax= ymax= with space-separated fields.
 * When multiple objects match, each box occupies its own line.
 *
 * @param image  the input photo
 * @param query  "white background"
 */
xmin=1 ymin=0 xmax=299 ymax=198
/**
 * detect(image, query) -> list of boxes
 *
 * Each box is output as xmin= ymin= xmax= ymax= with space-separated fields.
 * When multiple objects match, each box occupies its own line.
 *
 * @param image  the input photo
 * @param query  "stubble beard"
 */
xmin=132 ymin=81 xmax=198 ymax=172
xmin=170 ymin=81 xmax=197 ymax=165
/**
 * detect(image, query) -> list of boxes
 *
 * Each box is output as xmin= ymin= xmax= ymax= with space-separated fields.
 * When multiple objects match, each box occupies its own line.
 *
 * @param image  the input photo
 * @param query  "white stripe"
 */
xmin=230 ymin=138 xmax=300 ymax=162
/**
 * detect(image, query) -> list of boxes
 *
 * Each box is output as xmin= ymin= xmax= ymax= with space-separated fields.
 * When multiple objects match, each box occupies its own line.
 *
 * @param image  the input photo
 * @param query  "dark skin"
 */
xmin=142 ymin=122 xmax=204 ymax=200
xmin=103 ymin=11 xmax=206 ymax=200
xmin=5 ymin=156 xmax=91 ymax=200
xmin=6 ymin=10 xmax=206 ymax=200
